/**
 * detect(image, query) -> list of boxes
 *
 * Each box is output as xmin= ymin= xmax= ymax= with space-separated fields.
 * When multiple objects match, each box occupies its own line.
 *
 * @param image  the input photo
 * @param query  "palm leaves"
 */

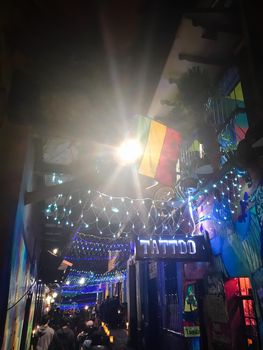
xmin=162 ymin=67 xmax=216 ymax=135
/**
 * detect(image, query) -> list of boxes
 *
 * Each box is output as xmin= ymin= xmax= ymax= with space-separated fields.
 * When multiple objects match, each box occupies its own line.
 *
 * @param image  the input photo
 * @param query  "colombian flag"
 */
xmin=229 ymin=82 xmax=248 ymax=143
xmin=137 ymin=116 xmax=181 ymax=186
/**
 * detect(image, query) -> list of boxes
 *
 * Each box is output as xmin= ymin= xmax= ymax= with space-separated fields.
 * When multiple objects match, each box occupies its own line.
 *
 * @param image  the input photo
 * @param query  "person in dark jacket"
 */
xmin=51 ymin=317 xmax=75 ymax=350
xmin=77 ymin=320 xmax=96 ymax=350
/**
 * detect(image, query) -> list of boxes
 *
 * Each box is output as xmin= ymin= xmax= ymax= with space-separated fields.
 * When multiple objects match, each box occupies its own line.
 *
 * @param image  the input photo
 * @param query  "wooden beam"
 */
xmin=43 ymin=226 xmax=66 ymax=234
xmin=34 ymin=161 xmax=76 ymax=175
xmin=184 ymin=11 xmax=241 ymax=35
xmin=26 ymin=165 xmax=163 ymax=205
xmin=24 ymin=173 xmax=97 ymax=205
xmin=178 ymin=53 xmax=232 ymax=66
xmin=183 ymin=9 xmax=236 ymax=15
xmin=44 ymin=231 xmax=63 ymax=236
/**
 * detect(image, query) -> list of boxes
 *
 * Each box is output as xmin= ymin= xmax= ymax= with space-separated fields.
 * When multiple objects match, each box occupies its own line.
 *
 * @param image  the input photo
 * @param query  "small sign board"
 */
xmin=134 ymin=235 xmax=209 ymax=262
xmin=184 ymin=326 xmax=200 ymax=337
xmin=148 ymin=261 xmax=157 ymax=279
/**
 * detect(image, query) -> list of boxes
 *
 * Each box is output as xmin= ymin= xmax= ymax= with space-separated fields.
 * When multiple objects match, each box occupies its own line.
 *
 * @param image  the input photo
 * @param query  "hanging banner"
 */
xmin=108 ymin=250 xmax=120 ymax=272
xmin=134 ymin=235 xmax=210 ymax=261
xmin=148 ymin=261 xmax=157 ymax=279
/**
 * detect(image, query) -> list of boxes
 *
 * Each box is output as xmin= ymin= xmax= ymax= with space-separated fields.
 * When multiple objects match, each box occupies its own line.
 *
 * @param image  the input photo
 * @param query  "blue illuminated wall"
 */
xmin=0 ymin=128 xmax=38 ymax=350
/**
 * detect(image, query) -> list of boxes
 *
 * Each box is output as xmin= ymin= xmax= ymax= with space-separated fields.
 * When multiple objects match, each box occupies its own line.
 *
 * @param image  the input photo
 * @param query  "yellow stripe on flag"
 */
xmin=138 ymin=120 xmax=167 ymax=178
xmin=229 ymin=82 xmax=244 ymax=101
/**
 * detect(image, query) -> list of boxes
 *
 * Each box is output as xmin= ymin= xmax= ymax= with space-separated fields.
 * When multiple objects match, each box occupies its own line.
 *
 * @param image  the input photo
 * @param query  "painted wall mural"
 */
xmin=2 ymin=201 xmax=35 ymax=350
xmin=195 ymin=170 xmax=262 ymax=278
xmin=2 ymin=235 xmax=32 ymax=350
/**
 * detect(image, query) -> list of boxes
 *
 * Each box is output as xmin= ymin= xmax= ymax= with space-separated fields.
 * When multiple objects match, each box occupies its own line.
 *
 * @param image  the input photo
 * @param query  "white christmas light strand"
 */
xmin=45 ymin=168 xmax=247 ymax=238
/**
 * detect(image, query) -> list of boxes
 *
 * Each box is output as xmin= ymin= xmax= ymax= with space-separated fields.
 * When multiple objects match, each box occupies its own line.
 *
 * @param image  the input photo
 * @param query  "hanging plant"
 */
xmin=162 ymin=66 xmax=216 ymax=136
xmin=176 ymin=66 xmax=215 ymax=115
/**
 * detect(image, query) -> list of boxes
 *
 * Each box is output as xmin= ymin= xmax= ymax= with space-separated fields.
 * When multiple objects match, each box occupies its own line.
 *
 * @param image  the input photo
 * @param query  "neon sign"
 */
xmin=134 ymin=235 xmax=209 ymax=261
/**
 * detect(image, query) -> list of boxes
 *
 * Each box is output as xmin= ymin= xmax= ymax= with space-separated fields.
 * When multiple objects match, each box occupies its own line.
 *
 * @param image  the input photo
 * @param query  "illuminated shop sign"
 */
xmin=135 ymin=235 xmax=209 ymax=261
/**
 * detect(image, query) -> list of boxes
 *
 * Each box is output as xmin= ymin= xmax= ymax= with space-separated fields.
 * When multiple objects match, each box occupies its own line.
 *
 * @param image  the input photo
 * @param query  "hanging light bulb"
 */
xmin=79 ymin=277 xmax=85 ymax=285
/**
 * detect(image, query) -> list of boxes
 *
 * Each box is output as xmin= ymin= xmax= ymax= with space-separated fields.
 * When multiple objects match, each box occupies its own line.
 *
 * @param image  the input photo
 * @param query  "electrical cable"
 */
xmin=7 ymin=280 xmax=36 ymax=311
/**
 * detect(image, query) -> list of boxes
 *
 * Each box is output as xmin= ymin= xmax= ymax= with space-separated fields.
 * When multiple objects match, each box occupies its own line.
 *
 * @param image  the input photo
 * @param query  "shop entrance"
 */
xmin=147 ymin=263 xmax=160 ymax=350
xmin=203 ymin=277 xmax=260 ymax=350
xmin=226 ymin=277 xmax=259 ymax=350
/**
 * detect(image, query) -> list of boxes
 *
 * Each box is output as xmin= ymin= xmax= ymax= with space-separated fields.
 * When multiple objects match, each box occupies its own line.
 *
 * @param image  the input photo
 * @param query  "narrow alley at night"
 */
xmin=1 ymin=1 xmax=263 ymax=350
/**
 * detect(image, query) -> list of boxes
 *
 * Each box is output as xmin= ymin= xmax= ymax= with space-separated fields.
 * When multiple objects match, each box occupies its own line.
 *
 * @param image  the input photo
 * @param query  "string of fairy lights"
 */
xmin=65 ymin=269 xmax=126 ymax=285
xmin=60 ymin=269 xmax=126 ymax=299
xmin=48 ymin=167 xmax=249 ymax=304
xmin=66 ymin=235 xmax=130 ymax=261
xmin=45 ymin=167 xmax=247 ymax=240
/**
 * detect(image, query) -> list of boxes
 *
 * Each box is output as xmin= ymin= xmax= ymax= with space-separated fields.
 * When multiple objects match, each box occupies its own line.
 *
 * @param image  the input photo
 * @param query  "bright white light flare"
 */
xmin=116 ymin=139 xmax=142 ymax=164
xmin=79 ymin=277 xmax=85 ymax=285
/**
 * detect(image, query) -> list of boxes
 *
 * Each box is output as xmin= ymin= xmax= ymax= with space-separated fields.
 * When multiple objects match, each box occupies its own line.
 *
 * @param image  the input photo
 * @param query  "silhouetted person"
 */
xmin=88 ymin=327 xmax=109 ymax=347
xmin=50 ymin=307 xmax=62 ymax=331
xmin=111 ymin=296 xmax=120 ymax=328
xmin=77 ymin=320 xmax=96 ymax=350
xmin=51 ymin=317 xmax=75 ymax=350
xmin=104 ymin=296 xmax=110 ymax=324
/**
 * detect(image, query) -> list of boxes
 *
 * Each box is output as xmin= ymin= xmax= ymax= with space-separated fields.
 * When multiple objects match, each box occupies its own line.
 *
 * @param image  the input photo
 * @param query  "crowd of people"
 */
xmin=33 ymin=298 xmax=127 ymax=350
xmin=33 ymin=311 xmax=109 ymax=350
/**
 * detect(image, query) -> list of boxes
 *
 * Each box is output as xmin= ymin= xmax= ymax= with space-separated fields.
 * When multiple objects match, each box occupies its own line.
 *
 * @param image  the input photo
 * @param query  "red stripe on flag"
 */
xmin=235 ymin=126 xmax=248 ymax=143
xmin=155 ymin=128 xmax=181 ymax=186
